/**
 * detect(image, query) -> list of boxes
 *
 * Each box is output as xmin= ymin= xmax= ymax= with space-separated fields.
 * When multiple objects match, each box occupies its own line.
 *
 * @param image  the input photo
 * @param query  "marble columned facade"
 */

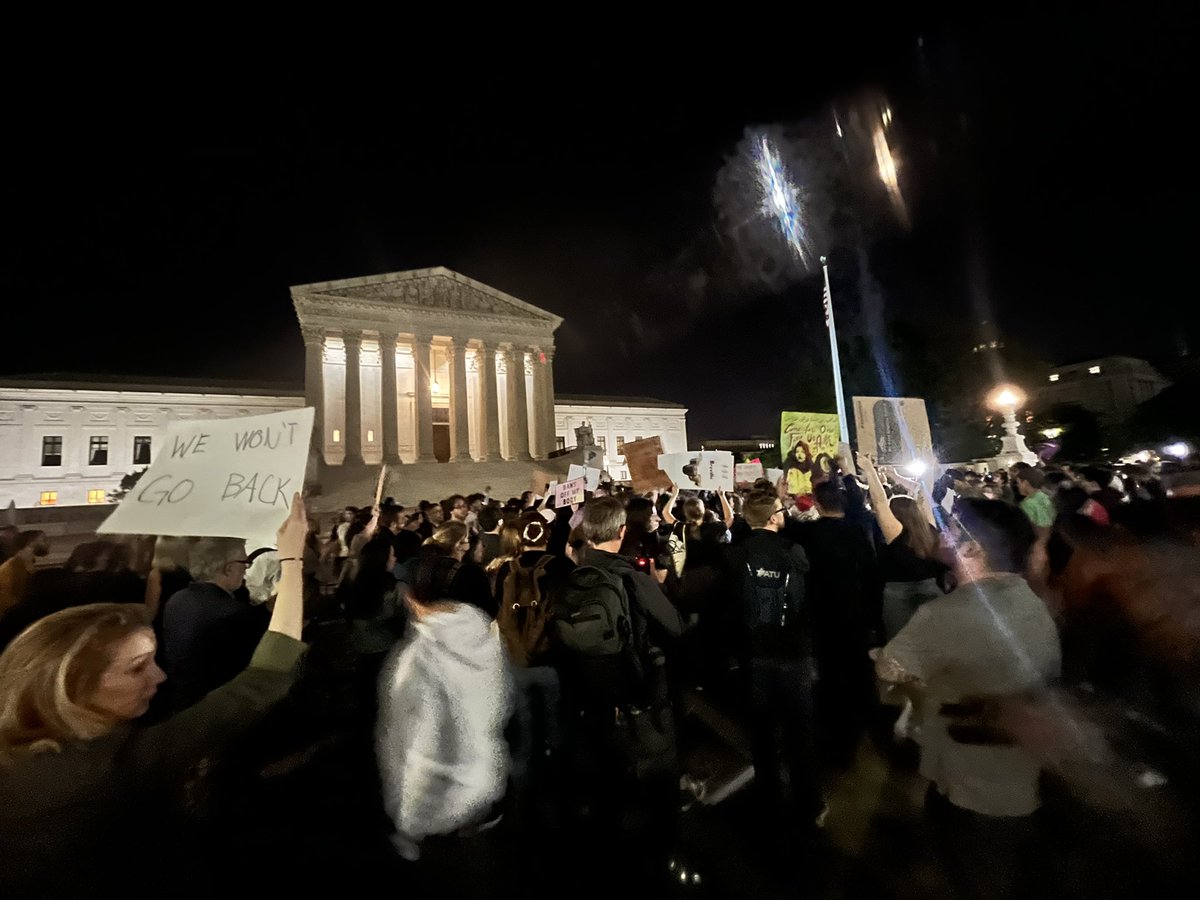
xmin=292 ymin=268 xmax=563 ymax=466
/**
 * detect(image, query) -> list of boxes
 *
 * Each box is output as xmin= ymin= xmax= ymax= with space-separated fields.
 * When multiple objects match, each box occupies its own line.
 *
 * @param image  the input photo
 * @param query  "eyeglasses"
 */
xmin=773 ymin=507 xmax=787 ymax=517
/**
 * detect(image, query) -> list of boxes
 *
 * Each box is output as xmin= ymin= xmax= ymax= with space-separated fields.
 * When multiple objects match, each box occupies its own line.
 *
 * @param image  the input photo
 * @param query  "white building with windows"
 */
xmin=1035 ymin=356 xmax=1170 ymax=424
xmin=0 ymin=377 xmax=305 ymax=509
xmin=554 ymin=395 xmax=689 ymax=481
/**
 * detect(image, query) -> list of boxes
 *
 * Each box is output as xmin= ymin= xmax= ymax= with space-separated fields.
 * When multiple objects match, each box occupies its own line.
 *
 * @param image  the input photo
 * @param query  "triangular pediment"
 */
xmin=291 ymin=267 xmax=562 ymax=327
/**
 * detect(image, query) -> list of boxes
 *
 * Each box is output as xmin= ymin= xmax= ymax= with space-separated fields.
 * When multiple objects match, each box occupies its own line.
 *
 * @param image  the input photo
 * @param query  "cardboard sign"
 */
xmin=555 ymin=477 xmax=586 ymax=506
xmin=622 ymin=436 xmax=672 ymax=492
xmin=98 ymin=408 xmax=315 ymax=547
xmin=779 ymin=411 xmax=841 ymax=495
xmin=657 ymin=451 xmax=736 ymax=492
xmin=852 ymin=396 xmax=935 ymax=467
xmin=567 ymin=465 xmax=602 ymax=491
xmin=735 ymin=462 xmax=765 ymax=485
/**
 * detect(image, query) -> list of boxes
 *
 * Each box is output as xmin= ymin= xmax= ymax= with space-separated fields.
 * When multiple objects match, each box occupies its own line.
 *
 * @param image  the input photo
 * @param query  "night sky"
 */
xmin=6 ymin=18 xmax=1193 ymax=442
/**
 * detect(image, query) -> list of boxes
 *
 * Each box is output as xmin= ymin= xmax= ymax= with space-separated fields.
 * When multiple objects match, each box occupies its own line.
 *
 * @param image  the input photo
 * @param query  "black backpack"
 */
xmin=736 ymin=541 xmax=805 ymax=655
xmin=556 ymin=564 xmax=648 ymax=704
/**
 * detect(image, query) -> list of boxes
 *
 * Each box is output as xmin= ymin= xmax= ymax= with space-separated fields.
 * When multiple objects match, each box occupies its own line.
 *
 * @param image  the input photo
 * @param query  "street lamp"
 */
xmin=987 ymin=384 xmax=1038 ymax=466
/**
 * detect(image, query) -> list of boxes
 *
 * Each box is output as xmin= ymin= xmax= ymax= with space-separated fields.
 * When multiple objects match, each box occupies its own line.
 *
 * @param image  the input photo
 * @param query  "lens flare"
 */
xmin=753 ymin=135 xmax=815 ymax=269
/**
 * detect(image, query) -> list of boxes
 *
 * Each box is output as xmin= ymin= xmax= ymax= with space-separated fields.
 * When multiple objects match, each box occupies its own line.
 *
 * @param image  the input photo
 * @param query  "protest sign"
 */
xmin=779 ymin=411 xmax=841 ymax=495
xmin=555 ymin=477 xmax=586 ymax=506
xmin=567 ymin=465 xmax=602 ymax=491
xmin=622 ymin=436 xmax=672 ymax=492
xmin=766 ymin=467 xmax=784 ymax=485
xmin=98 ymin=408 xmax=315 ymax=548
xmin=735 ymin=462 xmax=765 ymax=485
xmin=852 ymin=396 xmax=934 ymax=466
xmin=657 ymin=451 xmax=736 ymax=492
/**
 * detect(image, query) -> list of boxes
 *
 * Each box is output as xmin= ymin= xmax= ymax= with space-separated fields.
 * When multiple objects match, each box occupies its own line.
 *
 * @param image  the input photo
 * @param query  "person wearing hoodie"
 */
xmin=376 ymin=537 xmax=514 ymax=893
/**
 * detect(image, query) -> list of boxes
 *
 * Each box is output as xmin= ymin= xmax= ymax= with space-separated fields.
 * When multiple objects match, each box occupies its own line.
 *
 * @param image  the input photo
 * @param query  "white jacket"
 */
xmin=376 ymin=603 xmax=513 ymax=858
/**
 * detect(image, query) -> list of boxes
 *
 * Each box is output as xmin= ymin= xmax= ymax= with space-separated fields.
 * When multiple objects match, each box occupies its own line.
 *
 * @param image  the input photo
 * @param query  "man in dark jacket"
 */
xmin=726 ymin=490 xmax=823 ymax=825
xmin=159 ymin=537 xmax=268 ymax=713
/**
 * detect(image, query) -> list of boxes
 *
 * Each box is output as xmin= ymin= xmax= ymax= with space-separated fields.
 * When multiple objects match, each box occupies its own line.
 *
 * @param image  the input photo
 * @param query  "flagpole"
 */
xmin=821 ymin=256 xmax=850 ymax=444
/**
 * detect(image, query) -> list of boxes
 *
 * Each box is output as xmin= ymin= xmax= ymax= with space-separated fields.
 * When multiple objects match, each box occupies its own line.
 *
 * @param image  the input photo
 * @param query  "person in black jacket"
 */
xmin=726 ymin=491 xmax=823 ymax=827
xmin=786 ymin=479 xmax=881 ymax=767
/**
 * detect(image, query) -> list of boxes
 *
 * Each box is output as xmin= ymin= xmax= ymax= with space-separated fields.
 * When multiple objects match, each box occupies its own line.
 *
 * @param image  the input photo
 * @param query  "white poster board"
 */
xmin=567 ymin=465 xmax=602 ymax=491
xmin=766 ymin=467 xmax=785 ymax=485
xmin=734 ymin=462 xmax=765 ymax=485
xmin=555 ymin=477 xmax=586 ymax=506
xmin=657 ymin=451 xmax=736 ymax=492
xmin=98 ymin=408 xmax=315 ymax=548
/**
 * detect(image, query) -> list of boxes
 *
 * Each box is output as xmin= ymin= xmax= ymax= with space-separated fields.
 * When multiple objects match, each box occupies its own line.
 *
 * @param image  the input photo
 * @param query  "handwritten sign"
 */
xmin=98 ymin=408 xmax=315 ymax=546
xmin=735 ymin=462 xmax=765 ymax=485
xmin=852 ymin=396 xmax=934 ymax=467
xmin=555 ymin=477 xmax=586 ymax=506
xmin=567 ymin=465 xmax=602 ymax=491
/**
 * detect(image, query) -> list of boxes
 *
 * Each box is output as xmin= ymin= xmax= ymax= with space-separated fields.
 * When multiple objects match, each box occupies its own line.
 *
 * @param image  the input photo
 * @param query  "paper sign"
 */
xmin=622 ymin=436 xmax=672 ymax=492
xmin=555 ymin=477 xmax=586 ymax=506
xmin=851 ymin=396 xmax=935 ymax=467
xmin=780 ymin=411 xmax=841 ymax=495
xmin=735 ymin=462 xmax=765 ymax=485
xmin=98 ymin=408 xmax=315 ymax=546
xmin=766 ymin=468 xmax=784 ymax=484
xmin=567 ymin=465 xmax=602 ymax=491
xmin=657 ymin=451 xmax=736 ymax=492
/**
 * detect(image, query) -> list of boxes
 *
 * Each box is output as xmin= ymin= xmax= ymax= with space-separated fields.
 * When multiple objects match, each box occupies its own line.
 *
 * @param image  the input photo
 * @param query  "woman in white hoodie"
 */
xmin=376 ymin=543 xmax=514 ymax=875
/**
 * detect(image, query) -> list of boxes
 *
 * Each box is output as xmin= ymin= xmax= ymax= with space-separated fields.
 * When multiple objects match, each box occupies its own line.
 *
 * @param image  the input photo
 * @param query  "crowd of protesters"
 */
xmin=1 ymin=450 xmax=1198 ymax=898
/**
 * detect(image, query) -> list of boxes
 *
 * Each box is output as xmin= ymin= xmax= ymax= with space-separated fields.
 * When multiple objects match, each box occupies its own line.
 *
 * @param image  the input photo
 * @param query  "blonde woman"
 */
xmin=0 ymin=496 xmax=308 ymax=898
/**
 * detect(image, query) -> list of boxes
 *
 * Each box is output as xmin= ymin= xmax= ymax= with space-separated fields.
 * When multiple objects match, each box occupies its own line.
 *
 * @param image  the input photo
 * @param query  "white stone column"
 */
xmin=449 ymin=339 xmax=471 ymax=462
xmin=506 ymin=346 xmax=533 ymax=461
xmin=481 ymin=343 xmax=502 ymax=462
xmin=533 ymin=346 xmax=556 ymax=459
xmin=379 ymin=332 xmax=401 ymax=464
xmin=343 ymin=330 xmax=364 ymax=466
xmin=302 ymin=326 xmax=326 ymax=463
xmin=413 ymin=333 xmax=437 ymax=462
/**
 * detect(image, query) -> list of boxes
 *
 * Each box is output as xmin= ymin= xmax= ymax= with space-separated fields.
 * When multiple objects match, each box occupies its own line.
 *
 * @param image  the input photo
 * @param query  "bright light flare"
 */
xmin=753 ymin=135 xmax=814 ymax=269
xmin=872 ymin=122 xmax=909 ymax=227
xmin=1164 ymin=441 xmax=1191 ymax=459
xmin=988 ymin=384 xmax=1026 ymax=411
xmin=903 ymin=460 xmax=928 ymax=477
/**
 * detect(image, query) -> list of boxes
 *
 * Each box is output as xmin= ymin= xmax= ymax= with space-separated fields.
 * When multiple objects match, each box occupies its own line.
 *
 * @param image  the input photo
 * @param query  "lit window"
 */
xmin=1049 ymin=374 xmax=1060 ymax=382
xmin=616 ymin=436 xmax=626 ymax=455
xmin=133 ymin=436 xmax=152 ymax=465
xmin=42 ymin=436 xmax=63 ymax=466
xmin=555 ymin=437 xmax=566 ymax=452
xmin=332 ymin=429 xmax=341 ymax=443
xmin=1088 ymin=365 xmax=1101 ymax=375
xmin=89 ymin=435 xmax=109 ymax=466
xmin=597 ymin=436 xmax=607 ymax=451
xmin=39 ymin=491 xmax=57 ymax=506
xmin=366 ymin=430 xmax=375 ymax=443
xmin=87 ymin=489 xmax=107 ymax=504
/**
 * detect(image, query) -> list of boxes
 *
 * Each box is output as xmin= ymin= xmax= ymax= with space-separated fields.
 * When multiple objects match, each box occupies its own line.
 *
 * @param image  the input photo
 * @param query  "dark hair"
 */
xmin=1079 ymin=466 xmax=1112 ymax=487
xmin=441 ymin=495 xmax=467 ymax=520
xmin=624 ymin=497 xmax=656 ymax=534
xmin=519 ymin=515 xmax=549 ymax=548
xmin=1016 ymin=467 xmax=1046 ymax=490
xmin=956 ymin=498 xmax=1036 ymax=574
xmin=813 ymin=480 xmax=845 ymax=514
xmin=477 ymin=505 xmax=503 ymax=533
xmin=378 ymin=506 xmax=403 ymax=532
xmin=1043 ymin=471 xmax=1071 ymax=492
xmin=345 ymin=535 xmax=397 ymax=619
xmin=743 ymin=491 xmax=782 ymax=529
xmin=467 ymin=493 xmax=486 ymax=507
xmin=64 ymin=541 xmax=107 ymax=573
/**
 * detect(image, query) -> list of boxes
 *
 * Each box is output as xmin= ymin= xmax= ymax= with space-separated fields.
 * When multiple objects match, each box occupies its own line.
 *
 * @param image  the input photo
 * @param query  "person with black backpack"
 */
xmin=554 ymin=496 xmax=685 ymax=890
xmin=726 ymin=490 xmax=825 ymax=832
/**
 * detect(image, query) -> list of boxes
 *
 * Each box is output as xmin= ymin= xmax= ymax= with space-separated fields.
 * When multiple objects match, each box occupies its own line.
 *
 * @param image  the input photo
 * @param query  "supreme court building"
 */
xmin=294 ymin=267 xmax=561 ymax=466
xmin=0 ymin=268 xmax=689 ymax=508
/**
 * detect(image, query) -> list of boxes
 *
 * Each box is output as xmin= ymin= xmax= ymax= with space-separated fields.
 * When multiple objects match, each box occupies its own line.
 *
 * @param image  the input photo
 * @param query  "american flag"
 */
xmin=823 ymin=278 xmax=832 ymax=327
